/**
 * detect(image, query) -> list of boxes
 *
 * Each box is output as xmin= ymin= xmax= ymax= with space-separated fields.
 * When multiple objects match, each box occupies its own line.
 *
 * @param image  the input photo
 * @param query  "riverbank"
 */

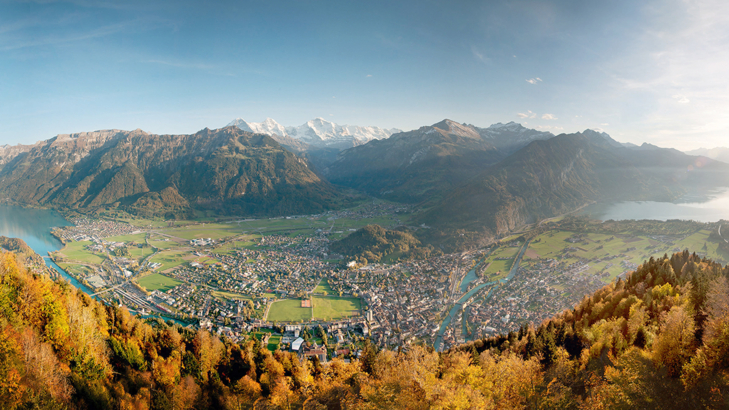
xmin=433 ymin=239 xmax=531 ymax=351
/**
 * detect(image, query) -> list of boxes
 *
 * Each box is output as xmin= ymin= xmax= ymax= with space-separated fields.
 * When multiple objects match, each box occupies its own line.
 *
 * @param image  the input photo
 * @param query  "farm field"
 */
xmin=527 ymin=231 xmax=575 ymax=258
xmin=524 ymin=229 xmax=696 ymax=281
xmin=212 ymin=290 xmax=251 ymax=301
xmin=267 ymin=299 xmax=312 ymax=322
xmin=212 ymin=236 xmax=261 ymax=254
xmin=57 ymin=262 xmax=95 ymax=277
xmin=144 ymin=210 xmax=409 ymax=243
xmin=138 ymin=273 xmax=182 ymax=292
xmin=312 ymin=296 xmax=361 ymax=321
xmin=149 ymin=250 xmax=193 ymax=272
xmin=482 ymin=246 xmax=521 ymax=279
xmin=675 ymin=230 xmax=726 ymax=263
xmin=148 ymin=238 xmax=178 ymax=250
xmin=106 ymin=233 xmax=148 ymax=243
xmin=59 ymin=241 xmax=106 ymax=265
xmin=127 ymin=245 xmax=155 ymax=263
xmin=162 ymin=224 xmax=241 ymax=240
xmin=106 ymin=214 xmax=179 ymax=228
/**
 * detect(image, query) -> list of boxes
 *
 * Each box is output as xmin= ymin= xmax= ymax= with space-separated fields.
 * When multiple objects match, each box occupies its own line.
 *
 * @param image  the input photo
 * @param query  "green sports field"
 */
xmin=312 ymin=296 xmax=361 ymax=321
xmin=59 ymin=241 xmax=106 ymax=265
xmin=138 ymin=273 xmax=182 ymax=292
xmin=267 ymin=299 xmax=312 ymax=322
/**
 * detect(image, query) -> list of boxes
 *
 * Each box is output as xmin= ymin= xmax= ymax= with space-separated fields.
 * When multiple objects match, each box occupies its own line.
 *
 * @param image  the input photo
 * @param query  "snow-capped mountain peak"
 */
xmin=485 ymin=121 xmax=527 ymax=132
xmin=227 ymin=118 xmax=287 ymax=138
xmin=228 ymin=117 xmax=401 ymax=149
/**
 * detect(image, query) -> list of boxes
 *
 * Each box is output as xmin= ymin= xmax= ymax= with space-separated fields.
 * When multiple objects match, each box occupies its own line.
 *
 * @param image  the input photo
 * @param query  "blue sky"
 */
xmin=3 ymin=0 xmax=729 ymax=150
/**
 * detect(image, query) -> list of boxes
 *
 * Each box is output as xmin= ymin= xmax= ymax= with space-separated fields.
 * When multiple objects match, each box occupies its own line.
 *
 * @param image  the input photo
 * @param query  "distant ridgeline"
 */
xmin=327 ymin=120 xmax=729 ymax=252
xmin=2 ymin=120 xmax=728 ymax=252
xmin=5 ymin=244 xmax=729 ymax=406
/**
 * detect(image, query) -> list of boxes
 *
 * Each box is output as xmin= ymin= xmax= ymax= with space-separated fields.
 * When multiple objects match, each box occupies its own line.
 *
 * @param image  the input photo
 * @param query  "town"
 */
xmin=46 ymin=207 xmax=727 ymax=357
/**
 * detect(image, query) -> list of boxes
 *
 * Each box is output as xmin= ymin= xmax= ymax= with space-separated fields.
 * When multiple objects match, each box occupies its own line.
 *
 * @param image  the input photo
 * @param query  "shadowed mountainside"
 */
xmin=416 ymin=130 xmax=729 ymax=248
xmin=325 ymin=119 xmax=553 ymax=203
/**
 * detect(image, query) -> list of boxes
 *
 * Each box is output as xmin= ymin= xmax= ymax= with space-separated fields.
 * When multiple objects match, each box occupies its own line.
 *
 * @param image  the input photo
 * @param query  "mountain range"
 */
xmin=325 ymin=119 xmax=554 ymax=202
xmin=227 ymin=117 xmax=401 ymax=150
xmin=685 ymin=147 xmax=729 ymax=163
xmin=418 ymin=130 xmax=729 ymax=242
xmin=0 ymin=127 xmax=344 ymax=218
xmin=2 ymin=118 xmax=728 ymax=249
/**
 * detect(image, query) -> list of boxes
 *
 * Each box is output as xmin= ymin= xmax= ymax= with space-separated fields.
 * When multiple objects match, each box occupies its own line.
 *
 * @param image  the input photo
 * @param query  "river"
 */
xmin=433 ymin=240 xmax=531 ymax=351
xmin=0 ymin=205 xmax=98 ymax=294
xmin=0 ymin=205 xmax=188 ymax=326
xmin=0 ymin=204 xmax=71 ymax=255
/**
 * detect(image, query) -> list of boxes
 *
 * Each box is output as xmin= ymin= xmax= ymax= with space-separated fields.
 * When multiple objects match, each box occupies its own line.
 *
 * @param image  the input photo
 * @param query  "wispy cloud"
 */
xmin=19 ymin=0 xmax=156 ymax=11
xmin=366 ymin=74 xmax=373 ymax=77
xmin=517 ymin=110 xmax=536 ymax=119
xmin=144 ymin=59 xmax=215 ymax=71
xmin=541 ymin=113 xmax=557 ymax=120
xmin=0 ymin=18 xmax=39 ymax=35
xmin=526 ymin=77 xmax=542 ymax=84
xmin=605 ymin=0 xmax=729 ymax=148
xmin=672 ymin=94 xmax=690 ymax=103
xmin=471 ymin=45 xmax=490 ymax=65
xmin=0 ymin=19 xmax=139 ymax=51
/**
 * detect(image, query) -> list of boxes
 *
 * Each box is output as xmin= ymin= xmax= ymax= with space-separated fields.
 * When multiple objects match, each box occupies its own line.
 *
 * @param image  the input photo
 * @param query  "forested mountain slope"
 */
xmin=0 ymin=127 xmax=345 ymax=218
xmin=4 ymin=249 xmax=729 ymax=408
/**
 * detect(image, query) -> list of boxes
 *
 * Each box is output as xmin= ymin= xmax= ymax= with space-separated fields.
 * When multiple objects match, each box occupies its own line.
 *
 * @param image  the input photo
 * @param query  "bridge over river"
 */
xmin=433 ymin=239 xmax=531 ymax=352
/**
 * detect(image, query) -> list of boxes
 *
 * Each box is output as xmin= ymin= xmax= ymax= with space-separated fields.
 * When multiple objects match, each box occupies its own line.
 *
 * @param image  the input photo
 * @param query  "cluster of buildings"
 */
xmin=53 ymin=217 xmax=139 ymax=242
xmin=190 ymin=238 xmax=214 ymax=246
xmin=333 ymin=254 xmax=473 ymax=347
xmin=172 ymin=246 xmax=331 ymax=297
xmin=437 ymin=258 xmax=603 ymax=350
xmin=57 ymin=206 xmax=670 ymax=356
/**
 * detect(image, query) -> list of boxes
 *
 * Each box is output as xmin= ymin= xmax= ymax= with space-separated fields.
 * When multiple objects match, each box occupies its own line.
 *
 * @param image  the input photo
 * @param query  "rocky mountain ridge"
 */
xmin=325 ymin=119 xmax=557 ymax=202
xmin=0 ymin=126 xmax=345 ymax=218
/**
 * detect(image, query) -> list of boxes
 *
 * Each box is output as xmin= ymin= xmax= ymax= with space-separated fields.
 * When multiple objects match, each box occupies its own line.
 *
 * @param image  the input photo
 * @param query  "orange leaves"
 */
xmin=652 ymin=305 xmax=696 ymax=377
xmin=193 ymin=329 xmax=224 ymax=382
xmin=19 ymin=327 xmax=73 ymax=402
xmin=0 ymin=325 xmax=24 ymax=408
xmin=152 ymin=353 xmax=182 ymax=389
